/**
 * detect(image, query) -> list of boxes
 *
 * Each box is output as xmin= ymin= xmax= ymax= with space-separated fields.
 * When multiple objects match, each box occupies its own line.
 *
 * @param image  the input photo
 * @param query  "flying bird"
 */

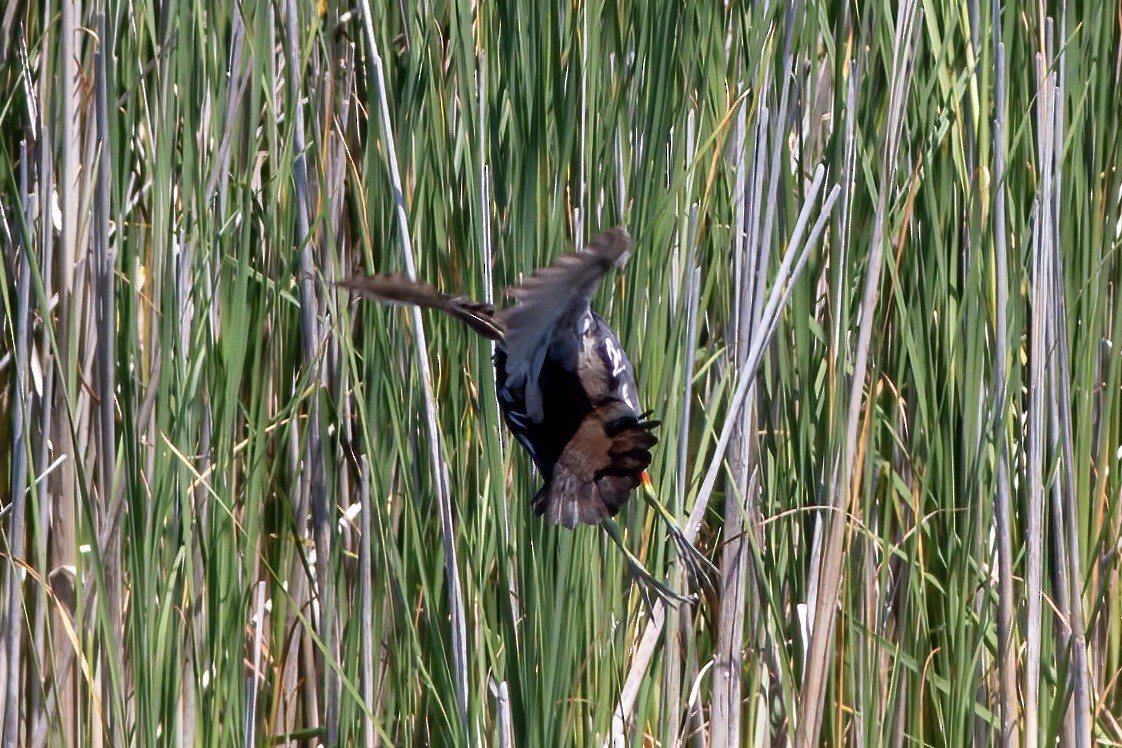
xmin=341 ymin=228 xmax=714 ymax=606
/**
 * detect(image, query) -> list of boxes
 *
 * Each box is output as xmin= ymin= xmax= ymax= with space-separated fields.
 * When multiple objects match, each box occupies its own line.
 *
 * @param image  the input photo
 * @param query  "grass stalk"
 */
xmin=359 ymin=0 xmax=469 ymax=736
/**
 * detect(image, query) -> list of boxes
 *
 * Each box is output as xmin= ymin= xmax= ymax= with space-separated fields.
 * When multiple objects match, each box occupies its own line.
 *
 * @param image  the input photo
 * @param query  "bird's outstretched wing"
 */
xmin=496 ymin=228 xmax=633 ymax=423
xmin=339 ymin=274 xmax=504 ymax=340
xmin=497 ymin=228 xmax=632 ymax=372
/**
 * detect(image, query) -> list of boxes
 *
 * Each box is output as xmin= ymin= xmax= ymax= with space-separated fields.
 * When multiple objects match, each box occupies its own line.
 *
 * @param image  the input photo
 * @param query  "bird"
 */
xmin=340 ymin=228 xmax=715 ymax=607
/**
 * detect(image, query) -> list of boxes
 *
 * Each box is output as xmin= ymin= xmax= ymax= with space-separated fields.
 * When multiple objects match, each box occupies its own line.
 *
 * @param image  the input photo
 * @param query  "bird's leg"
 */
xmin=639 ymin=472 xmax=721 ymax=599
xmin=600 ymin=518 xmax=689 ymax=613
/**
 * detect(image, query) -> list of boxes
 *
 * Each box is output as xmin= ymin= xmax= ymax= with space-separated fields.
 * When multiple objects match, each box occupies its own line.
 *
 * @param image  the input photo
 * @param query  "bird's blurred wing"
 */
xmin=339 ymin=274 xmax=504 ymax=340
xmin=497 ymin=228 xmax=633 ymax=411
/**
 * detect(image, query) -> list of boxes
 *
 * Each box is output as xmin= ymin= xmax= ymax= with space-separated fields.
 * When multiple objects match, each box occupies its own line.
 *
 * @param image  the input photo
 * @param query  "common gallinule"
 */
xmin=341 ymin=228 xmax=714 ymax=606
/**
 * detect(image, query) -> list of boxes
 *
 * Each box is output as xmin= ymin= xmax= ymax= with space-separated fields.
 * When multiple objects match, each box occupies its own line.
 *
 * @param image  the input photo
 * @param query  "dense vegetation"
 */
xmin=1 ymin=0 xmax=1120 ymax=744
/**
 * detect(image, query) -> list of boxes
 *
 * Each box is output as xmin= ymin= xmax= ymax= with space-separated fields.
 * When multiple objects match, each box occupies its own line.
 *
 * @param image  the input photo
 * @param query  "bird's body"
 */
xmin=340 ymin=228 xmax=657 ymax=528
xmin=495 ymin=311 xmax=657 ymax=527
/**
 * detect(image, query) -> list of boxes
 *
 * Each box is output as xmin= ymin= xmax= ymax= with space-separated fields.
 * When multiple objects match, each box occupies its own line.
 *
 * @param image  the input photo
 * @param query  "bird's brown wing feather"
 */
xmin=339 ymin=274 xmax=504 ymax=340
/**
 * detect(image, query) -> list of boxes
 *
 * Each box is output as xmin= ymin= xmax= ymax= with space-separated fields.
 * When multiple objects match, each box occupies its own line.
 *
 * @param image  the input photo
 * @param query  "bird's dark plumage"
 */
xmin=340 ymin=228 xmax=657 ymax=527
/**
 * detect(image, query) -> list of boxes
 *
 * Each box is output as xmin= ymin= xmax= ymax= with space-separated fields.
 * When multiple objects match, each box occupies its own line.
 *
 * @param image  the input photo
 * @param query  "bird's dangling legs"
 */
xmin=599 ymin=519 xmax=689 ymax=614
xmin=639 ymin=471 xmax=721 ymax=601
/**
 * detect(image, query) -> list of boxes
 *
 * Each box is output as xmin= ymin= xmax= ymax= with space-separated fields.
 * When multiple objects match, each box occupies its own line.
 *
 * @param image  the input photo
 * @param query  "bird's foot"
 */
xmin=600 ymin=519 xmax=689 ymax=614
xmin=663 ymin=518 xmax=721 ymax=602
xmin=639 ymin=472 xmax=721 ymax=600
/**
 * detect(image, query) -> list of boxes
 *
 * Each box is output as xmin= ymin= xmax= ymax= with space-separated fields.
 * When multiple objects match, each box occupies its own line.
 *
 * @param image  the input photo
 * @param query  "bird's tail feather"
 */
xmin=533 ymin=408 xmax=658 ymax=528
